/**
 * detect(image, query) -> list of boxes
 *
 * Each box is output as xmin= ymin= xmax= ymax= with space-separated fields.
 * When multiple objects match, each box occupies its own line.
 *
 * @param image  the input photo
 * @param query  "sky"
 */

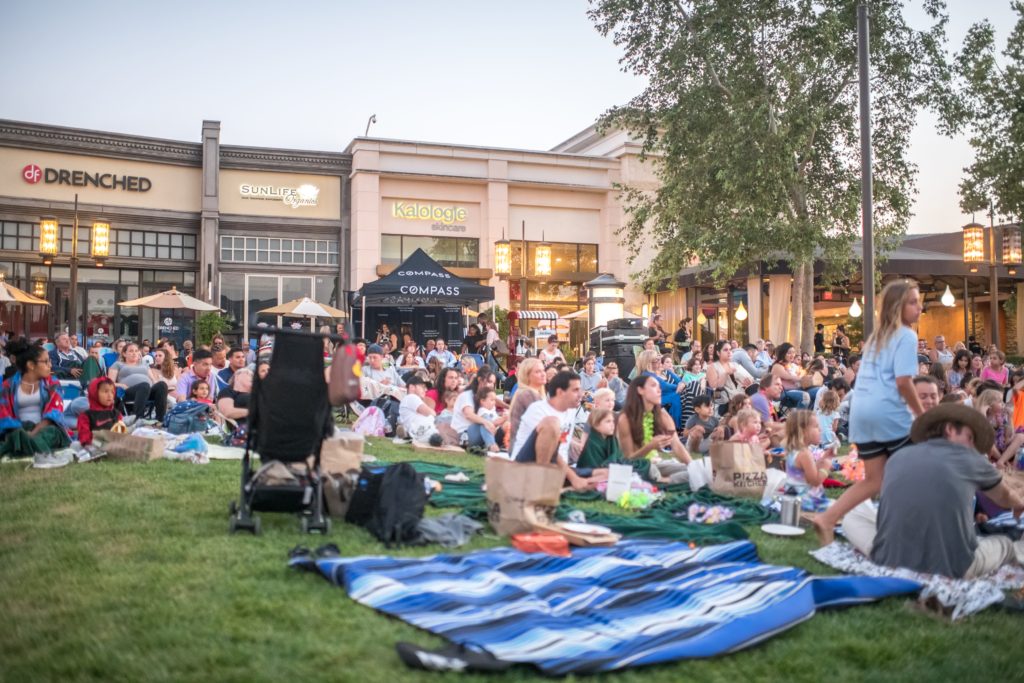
xmin=0 ymin=0 xmax=1018 ymax=235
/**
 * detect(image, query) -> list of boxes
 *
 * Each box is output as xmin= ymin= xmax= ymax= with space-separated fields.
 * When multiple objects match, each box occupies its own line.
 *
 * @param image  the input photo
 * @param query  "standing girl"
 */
xmin=814 ymin=280 xmax=925 ymax=545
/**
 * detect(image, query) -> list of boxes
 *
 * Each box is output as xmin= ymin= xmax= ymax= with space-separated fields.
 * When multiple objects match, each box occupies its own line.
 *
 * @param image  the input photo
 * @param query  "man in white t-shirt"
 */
xmin=511 ymin=370 xmax=589 ymax=489
xmin=398 ymin=375 xmax=441 ymax=445
xmin=450 ymin=367 xmax=498 ymax=445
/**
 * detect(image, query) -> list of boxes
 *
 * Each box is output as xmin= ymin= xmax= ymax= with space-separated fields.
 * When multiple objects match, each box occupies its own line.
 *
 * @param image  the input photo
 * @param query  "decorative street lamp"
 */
xmin=493 ymin=231 xmax=511 ymax=277
xmin=961 ymin=205 xmax=1013 ymax=347
xmin=39 ymin=194 xmax=112 ymax=341
xmin=584 ymin=273 xmax=625 ymax=329
xmin=492 ymin=221 xmax=554 ymax=331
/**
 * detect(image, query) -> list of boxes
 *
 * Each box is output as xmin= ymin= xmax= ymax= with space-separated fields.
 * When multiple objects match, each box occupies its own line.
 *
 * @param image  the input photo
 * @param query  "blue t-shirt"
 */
xmin=849 ymin=326 xmax=918 ymax=442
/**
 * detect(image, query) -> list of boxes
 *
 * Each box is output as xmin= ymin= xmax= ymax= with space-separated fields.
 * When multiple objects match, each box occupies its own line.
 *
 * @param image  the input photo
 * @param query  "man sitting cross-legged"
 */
xmin=841 ymin=403 xmax=1024 ymax=579
xmin=510 ymin=370 xmax=600 ymax=491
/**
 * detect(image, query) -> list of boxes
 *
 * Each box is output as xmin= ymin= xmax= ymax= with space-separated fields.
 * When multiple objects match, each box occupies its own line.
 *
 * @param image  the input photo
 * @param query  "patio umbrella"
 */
xmin=258 ymin=297 xmax=347 ymax=319
xmin=117 ymin=286 xmax=220 ymax=311
xmin=0 ymin=281 xmax=50 ymax=305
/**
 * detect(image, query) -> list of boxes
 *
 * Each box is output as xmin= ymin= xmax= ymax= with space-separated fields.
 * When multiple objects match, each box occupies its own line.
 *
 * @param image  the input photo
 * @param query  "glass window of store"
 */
xmin=379 ymin=235 xmax=479 ymax=268
xmin=219 ymin=272 xmax=339 ymax=342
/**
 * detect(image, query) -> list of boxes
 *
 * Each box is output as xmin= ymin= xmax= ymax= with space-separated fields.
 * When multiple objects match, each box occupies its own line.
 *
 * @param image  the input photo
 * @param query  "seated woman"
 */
xmin=659 ymin=354 xmax=682 ymax=384
xmin=0 ymin=338 xmax=71 ymax=458
xmin=398 ymin=350 xmax=421 ymax=372
xmin=770 ymin=343 xmax=810 ymax=410
xmin=217 ymin=367 xmax=252 ymax=429
xmin=108 ymin=343 xmax=169 ymax=425
xmin=617 ymin=374 xmax=692 ymax=483
xmin=579 ymin=356 xmax=604 ymax=395
xmin=603 ymin=362 xmax=627 ymax=409
xmin=507 ymin=358 xmax=546 ymax=451
xmin=634 ymin=349 xmax=684 ymax=430
xmin=706 ymin=340 xmax=754 ymax=417
xmin=149 ymin=348 xmax=180 ymax=408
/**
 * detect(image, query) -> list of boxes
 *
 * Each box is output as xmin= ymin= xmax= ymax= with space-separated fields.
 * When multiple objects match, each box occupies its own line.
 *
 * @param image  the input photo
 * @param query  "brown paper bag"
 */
xmin=320 ymin=436 xmax=363 ymax=475
xmin=710 ymin=441 xmax=768 ymax=498
xmin=94 ymin=430 xmax=165 ymax=462
xmin=485 ymin=457 xmax=564 ymax=536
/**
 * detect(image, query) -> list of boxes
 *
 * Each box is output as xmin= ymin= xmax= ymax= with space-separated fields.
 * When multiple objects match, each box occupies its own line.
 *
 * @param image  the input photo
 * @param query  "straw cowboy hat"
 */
xmin=910 ymin=404 xmax=994 ymax=455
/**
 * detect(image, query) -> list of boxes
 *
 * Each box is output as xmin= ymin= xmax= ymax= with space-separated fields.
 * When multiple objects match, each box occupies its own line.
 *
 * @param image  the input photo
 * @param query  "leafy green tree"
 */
xmin=588 ymin=0 xmax=950 ymax=350
xmin=937 ymin=1 xmax=1024 ymax=219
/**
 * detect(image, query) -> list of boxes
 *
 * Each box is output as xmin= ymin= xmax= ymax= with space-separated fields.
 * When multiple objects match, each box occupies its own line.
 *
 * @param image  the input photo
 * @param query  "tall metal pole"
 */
xmin=857 ymin=2 xmax=875 ymax=338
xmin=519 ymin=220 xmax=527 ymax=335
xmin=68 ymin=193 xmax=80 ymax=343
xmin=963 ymin=277 xmax=970 ymax=345
xmin=990 ymin=201 xmax=1000 ymax=348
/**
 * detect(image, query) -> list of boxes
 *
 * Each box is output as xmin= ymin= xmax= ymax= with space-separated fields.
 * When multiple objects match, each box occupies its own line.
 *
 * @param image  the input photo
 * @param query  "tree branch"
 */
xmin=673 ymin=0 xmax=733 ymax=100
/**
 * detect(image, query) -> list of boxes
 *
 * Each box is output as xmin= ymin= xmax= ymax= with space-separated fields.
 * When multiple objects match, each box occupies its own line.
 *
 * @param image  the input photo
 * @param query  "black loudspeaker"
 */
xmin=603 ymin=344 xmax=639 ymax=378
xmin=607 ymin=318 xmax=645 ymax=330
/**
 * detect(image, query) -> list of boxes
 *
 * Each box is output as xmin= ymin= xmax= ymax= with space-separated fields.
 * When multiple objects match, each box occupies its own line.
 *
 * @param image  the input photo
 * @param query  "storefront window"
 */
xmin=379 ymin=235 xmax=479 ymax=267
xmin=219 ymin=235 xmax=337 ymax=265
xmin=513 ymin=242 xmax=599 ymax=276
xmin=220 ymin=272 xmax=244 ymax=336
xmin=527 ymin=281 xmax=587 ymax=304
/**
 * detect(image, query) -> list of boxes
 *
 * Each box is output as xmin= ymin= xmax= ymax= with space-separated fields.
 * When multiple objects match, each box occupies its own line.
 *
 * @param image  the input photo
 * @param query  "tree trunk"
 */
xmin=789 ymin=265 xmax=803 ymax=347
xmin=801 ymin=260 xmax=815 ymax=354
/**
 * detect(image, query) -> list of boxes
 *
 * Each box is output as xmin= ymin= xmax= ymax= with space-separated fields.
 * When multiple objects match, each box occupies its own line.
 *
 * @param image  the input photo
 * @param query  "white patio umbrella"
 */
xmin=0 ymin=281 xmax=50 ymax=305
xmin=117 ymin=286 xmax=221 ymax=311
xmin=258 ymin=296 xmax=347 ymax=319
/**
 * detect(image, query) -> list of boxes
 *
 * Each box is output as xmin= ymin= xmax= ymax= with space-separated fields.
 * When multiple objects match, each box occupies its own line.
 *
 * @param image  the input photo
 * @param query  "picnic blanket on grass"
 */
xmin=291 ymin=539 xmax=918 ymax=675
xmin=406 ymin=460 xmax=772 ymax=545
xmin=811 ymin=541 xmax=1024 ymax=620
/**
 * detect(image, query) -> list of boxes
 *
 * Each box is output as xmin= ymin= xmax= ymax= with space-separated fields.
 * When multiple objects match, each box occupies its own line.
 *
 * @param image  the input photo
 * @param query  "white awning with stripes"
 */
xmin=513 ymin=310 xmax=559 ymax=320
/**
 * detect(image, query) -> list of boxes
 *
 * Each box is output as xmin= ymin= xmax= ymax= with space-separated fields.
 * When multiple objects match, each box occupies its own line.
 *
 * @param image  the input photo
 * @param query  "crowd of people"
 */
xmin=7 ymin=285 xmax=1024 ymax=581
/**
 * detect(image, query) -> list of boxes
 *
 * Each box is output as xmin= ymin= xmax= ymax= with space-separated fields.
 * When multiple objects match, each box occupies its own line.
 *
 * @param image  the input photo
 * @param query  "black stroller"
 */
xmin=229 ymin=327 xmax=340 ymax=535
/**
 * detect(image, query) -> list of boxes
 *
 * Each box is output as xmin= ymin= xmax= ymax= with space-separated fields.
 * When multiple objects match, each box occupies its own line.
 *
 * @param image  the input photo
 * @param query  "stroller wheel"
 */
xmin=229 ymin=500 xmax=238 ymax=516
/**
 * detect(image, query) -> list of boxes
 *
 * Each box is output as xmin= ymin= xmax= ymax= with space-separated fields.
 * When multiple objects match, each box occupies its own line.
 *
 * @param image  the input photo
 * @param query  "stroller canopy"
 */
xmin=355 ymin=249 xmax=494 ymax=307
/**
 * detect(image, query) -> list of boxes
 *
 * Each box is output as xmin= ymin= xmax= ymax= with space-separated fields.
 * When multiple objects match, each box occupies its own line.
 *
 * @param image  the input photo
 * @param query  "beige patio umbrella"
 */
xmin=0 ymin=281 xmax=50 ymax=305
xmin=258 ymin=297 xmax=347 ymax=319
xmin=117 ymin=286 xmax=221 ymax=311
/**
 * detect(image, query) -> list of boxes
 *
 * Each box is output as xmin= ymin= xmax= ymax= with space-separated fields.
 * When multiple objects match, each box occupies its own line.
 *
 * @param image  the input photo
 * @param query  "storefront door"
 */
xmin=82 ymin=286 xmax=118 ymax=345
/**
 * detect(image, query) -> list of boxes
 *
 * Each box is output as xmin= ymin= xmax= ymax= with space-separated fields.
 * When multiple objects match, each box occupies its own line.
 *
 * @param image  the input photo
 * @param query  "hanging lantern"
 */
xmin=962 ymin=222 xmax=985 ymax=264
xmin=534 ymin=233 xmax=552 ymax=277
xmin=493 ymin=233 xmax=511 ymax=277
xmin=1002 ymin=224 xmax=1022 ymax=265
xmin=734 ymin=300 xmax=748 ymax=321
xmin=39 ymin=216 xmax=59 ymax=265
xmin=91 ymin=220 xmax=111 ymax=266
xmin=31 ymin=271 xmax=47 ymax=299
xmin=849 ymin=297 xmax=862 ymax=318
xmin=941 ymin=285 xmax=955 ymax=307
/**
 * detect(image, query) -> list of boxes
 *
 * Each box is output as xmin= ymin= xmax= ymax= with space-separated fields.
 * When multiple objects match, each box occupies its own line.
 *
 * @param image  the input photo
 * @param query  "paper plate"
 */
xmin=560 ymin=522 xmax=613 ymax=536
xmin=760 ymin=523 xmax=806 ymax=537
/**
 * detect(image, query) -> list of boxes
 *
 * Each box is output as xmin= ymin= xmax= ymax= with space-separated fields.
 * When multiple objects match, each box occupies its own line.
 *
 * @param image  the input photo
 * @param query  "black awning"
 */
xmin=355 ymin=248 xmax=494 ymax=306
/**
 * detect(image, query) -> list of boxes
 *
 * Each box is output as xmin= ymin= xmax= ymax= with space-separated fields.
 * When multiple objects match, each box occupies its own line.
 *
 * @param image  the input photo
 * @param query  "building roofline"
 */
xmin=344 ymin=135 xmax=615 ymax=161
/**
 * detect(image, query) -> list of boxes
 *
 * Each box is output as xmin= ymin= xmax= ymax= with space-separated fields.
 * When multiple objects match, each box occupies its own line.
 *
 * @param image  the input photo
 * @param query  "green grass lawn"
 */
xmin=1 ymin=439 xmax=1019 ymax=683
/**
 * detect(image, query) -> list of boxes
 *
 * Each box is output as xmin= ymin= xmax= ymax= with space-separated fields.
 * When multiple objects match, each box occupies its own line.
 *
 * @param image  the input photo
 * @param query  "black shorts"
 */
xmin=856 ymin=435 xmax=911 ymax=460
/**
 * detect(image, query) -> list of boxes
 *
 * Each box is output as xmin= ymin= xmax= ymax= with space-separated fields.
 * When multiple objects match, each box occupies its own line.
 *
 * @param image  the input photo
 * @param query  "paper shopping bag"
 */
xmin=485 ymin=457 xmax=563 ymax=536
xmin=710 ymin=441 xmax=768 ymax=498
xmin=94 ymin=430 xmax=165 ymax=462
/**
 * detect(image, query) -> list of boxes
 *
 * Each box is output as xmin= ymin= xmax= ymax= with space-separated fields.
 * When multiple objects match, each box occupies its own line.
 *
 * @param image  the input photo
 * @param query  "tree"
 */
xmin=588 ymin=0 xmax=950 ymax=351
xmin=937 ymin=1 xmax=1024 ymax=220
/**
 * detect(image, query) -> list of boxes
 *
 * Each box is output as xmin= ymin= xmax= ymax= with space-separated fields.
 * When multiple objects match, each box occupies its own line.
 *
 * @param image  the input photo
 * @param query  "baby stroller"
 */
xmin=229 ymin=327 xmax=341 ymax=535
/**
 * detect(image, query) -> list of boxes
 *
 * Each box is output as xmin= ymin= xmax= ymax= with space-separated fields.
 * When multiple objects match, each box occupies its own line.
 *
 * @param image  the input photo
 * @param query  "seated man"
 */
xmin=842 ymin=404 xmax=1024 ymax=579
xmin=426 ymin=338 xmax=457 ymax=368
xmin=684 ymin=395 xmax=723 ymax=456
xmin=49 ymin=333 xmax=85 ymax=381
xmin=913 ymin=375 xmax=941 ymax=412
xmin=510 ymin=370 xmax=592 ymax=490
xmin=750 ymin=373 xmax=785 ymax=442
xmin=397 ymin=375 xmax=442 ymax=445
xmin=360 ymin=344 xmax=405 ymax=400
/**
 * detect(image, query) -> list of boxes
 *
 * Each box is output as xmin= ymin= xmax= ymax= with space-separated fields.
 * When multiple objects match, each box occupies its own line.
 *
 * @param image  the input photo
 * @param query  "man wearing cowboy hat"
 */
xmin=842 ymin=404 xmax=1024 ymax=578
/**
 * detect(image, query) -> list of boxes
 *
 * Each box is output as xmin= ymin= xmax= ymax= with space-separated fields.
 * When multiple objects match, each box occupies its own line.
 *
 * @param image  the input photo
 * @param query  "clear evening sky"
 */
xmin=0 ymin=0 xmax=1017 ymax=234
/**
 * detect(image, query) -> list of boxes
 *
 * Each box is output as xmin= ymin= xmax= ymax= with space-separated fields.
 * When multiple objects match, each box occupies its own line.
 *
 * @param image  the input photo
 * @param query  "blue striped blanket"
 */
xmin=294 ymin=540 xmax=919 ymax=675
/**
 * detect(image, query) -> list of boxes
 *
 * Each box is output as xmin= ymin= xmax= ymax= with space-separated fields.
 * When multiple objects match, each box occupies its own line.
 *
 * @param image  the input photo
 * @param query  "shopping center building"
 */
xmin=0 ymin=118 xmax=653 ymax=345
xmin=0 ymin=119 xmax=347 ymax=345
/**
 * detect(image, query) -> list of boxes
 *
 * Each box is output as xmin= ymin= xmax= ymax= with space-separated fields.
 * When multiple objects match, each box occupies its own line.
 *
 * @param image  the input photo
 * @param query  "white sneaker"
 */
xmin=33 ymin=449 xmax=73 ymax=469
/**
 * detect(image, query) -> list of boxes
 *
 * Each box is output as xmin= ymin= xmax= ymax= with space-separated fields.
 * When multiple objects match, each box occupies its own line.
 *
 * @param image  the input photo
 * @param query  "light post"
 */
xmin=494 ymin=220 xmax=551 ymax=332
xmin=584 ymin=274 xmax=625 ymax=329
xmin=961 ymin=204 xmax=1021 ymax=349
xmin=39 ymin=193 xmax=111 ymax=342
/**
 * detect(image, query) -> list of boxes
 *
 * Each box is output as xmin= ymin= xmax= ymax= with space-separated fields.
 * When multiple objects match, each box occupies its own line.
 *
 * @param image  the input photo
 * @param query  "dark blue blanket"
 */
xmin=293 ymin=540 xmax=919 ymax=675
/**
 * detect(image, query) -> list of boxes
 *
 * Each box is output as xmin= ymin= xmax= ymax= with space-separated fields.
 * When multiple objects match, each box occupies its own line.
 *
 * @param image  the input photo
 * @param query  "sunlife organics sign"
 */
xmin=239 ymin=183 xmax=320 ymax=209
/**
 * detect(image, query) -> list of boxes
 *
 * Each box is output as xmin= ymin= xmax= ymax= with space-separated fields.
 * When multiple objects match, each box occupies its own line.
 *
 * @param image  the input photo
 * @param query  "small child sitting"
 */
xmin=728 ymin=408 xmax=763 ymax=445
xmin=76 ymin=377 xmax=122 ymax=459
xmin=575 ymin=408 xmax=635 ymax=480
xmin=467 ymin=387 xmax=507 ymax=453
xmin=815 ymin=389 xmax=841 ymax=451
xmin=780 ymin=409 xmax=831 ymax=512
xmin=436 ymin=390 xmax=458 ymax=425
xmin=190 ymin=380 xmax=214 ymax=405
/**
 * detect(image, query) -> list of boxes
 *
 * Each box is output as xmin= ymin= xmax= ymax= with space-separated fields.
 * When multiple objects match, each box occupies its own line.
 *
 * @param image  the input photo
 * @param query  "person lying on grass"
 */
xmin=510 ymin=370 xmax=603 ymax=491
xmin=841 ymin=403 xmax=1024 ymax=579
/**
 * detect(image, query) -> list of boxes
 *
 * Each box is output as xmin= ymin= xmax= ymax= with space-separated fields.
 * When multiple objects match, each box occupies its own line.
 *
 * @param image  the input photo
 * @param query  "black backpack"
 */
xmin=347 ymin=463 xmax=426 ymax=546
